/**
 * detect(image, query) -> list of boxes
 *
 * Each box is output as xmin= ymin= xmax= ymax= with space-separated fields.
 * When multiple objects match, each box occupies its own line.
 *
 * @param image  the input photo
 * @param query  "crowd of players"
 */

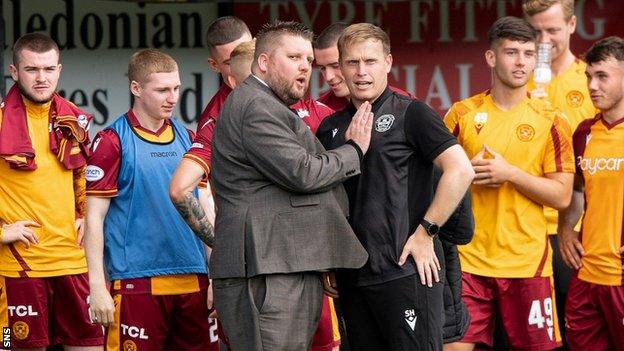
xmin=1 ymin=0 xmax=623 ymax=350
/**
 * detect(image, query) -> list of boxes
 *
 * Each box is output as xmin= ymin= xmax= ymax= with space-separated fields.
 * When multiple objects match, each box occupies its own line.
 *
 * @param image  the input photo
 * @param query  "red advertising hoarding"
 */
xmin=233 ymin=1 xmax=623 ymax=114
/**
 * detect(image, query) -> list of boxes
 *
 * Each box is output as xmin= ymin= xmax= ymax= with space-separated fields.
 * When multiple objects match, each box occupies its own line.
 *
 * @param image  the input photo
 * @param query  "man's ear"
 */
xmin=207 ymin=57 xmax=219 ymax=73
xmin=257 ymin=53 xmax=269 ymax=73
xmin=385 ymin=54 xmax=393 ymax=73
xmin=9 ymin=64 xmax=18 ymax=81
xmin=485 ymin=50 xmax=496 ymax=69
xmin=568 ymin=15 xmax=577 ymax=34
xmin=130 ymin=80 xmax=141 ymax=98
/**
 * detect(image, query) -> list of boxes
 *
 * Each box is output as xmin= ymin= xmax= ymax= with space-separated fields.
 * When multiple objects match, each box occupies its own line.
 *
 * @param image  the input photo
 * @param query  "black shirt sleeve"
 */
xmin=404 ymin=100 xmax=457 ymax=162
xmin=345 ymin=139 xmax=363 ymax=162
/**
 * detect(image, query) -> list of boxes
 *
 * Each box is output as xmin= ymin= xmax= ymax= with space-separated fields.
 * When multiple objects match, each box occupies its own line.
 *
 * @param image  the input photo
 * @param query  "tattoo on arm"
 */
xmin=173 ymin=193 xmax=215 ymax=248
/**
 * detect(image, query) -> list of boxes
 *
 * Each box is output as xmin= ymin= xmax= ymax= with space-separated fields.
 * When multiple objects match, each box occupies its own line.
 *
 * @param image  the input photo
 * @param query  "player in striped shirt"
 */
xmin=558 ymin=36 xmax=624 ymax=351
xmin=444 ymin=17 xmax=575 ymax=351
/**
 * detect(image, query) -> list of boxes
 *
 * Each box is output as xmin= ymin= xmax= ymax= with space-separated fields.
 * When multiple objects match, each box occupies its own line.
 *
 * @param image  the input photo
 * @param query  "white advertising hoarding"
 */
xmin=3 ymin=0 xmax=220 ymax=132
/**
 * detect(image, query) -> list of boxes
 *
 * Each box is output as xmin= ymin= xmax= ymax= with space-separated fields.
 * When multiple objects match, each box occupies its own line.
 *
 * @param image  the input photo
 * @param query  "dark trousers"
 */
xmin=213 ymin=272 xmax=323 ymax=351
xmin=339 ymin=273 xmax=444 ymax=351
xmin=550 ymin=235 xmax=572 ymax=350
xmin=338 ymin=239 xmax=444 ymax=351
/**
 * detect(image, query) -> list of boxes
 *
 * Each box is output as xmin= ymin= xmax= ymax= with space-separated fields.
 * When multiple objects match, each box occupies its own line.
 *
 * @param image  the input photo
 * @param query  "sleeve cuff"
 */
xmin=345 ymin=139 xmax=363 ymax=163
xmin=183 ymin=153 xmax=210 ymax=177
xmin=86 ymin=189 xmax=118 ymax=197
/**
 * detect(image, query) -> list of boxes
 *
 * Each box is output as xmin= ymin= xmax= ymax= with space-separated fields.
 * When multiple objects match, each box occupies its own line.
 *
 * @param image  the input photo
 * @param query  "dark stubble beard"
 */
xmin=268 ymin=73 xmax=306 ymax=106
xmin=17 ymin=80 xmax=54 ymax=104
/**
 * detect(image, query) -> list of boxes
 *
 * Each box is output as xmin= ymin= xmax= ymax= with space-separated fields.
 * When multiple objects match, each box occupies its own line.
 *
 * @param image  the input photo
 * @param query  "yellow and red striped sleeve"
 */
xmin=543 ymin=112 xmax=575 ymax=174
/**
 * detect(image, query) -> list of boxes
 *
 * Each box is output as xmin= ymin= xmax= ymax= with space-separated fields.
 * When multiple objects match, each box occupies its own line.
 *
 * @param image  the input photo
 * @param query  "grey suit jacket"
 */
xmin=210 ymin=76 xmax=368 ymax=279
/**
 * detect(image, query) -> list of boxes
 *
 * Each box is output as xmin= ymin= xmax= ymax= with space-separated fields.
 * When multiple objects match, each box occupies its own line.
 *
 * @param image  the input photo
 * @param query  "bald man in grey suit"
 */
xmin=209 ymin=21 xmax=373 ymax=350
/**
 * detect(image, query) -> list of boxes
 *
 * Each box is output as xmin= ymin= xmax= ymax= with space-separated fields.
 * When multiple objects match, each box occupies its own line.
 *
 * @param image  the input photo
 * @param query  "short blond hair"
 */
xmin=337 ymin=23 xmax=390 ymax=61
xmin=230 ymin=39 xmax=256 ymax=84
xmin=522 ymin=0 xmax=575 ymax=21
xmin=128 ymin=49 xmax=178 ymax=84
xmin=230 ymin=39 xmax=256 ymax=61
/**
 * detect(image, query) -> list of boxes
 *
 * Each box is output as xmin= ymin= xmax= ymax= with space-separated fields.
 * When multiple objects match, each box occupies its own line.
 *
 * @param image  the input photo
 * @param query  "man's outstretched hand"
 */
xmin=345 ymin=101 xmax=374 ymax=154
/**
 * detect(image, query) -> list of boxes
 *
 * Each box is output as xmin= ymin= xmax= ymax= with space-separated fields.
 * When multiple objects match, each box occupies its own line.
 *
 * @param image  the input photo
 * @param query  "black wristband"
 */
xmin=345 ymin=139 xmax=363 ymax=162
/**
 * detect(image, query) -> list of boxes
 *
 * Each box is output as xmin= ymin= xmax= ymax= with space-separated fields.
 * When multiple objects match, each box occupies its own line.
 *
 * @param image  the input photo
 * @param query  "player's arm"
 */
xmin=199 ymin=186 xmax=216 ymax=227
xmin=512 ymin=171 xmax=573 ymax=210
xmin=399 ymin=145 xmax=474 ymax=287
xmin=472 ymin=146 xmax=574 ymax=209
xmin=170 ymin=125 xmax=215 ymax=248
xmin=169 ymin=134 xmax=217 ymax=310
xmin=473 ymin=113 xmax=575 ymax=210
xmin=84 ymin=196 xmax=115 ymax=326
xmin=83 ymin=130 xmax=120 ymax=326
xmin=169 ymin=158 xmax=215 ymax=248
xmin=557 ymin=174 xmax=585 ymax=269
xmin=400 ymin=101 xmax=474 ymax=287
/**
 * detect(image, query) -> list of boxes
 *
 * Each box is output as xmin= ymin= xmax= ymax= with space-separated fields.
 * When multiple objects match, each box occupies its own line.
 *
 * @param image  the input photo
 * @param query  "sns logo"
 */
xmin=121 ymin=324 xmax=149 ymax=340
xmin=404 ymin=309 xmax=417 ymax=331
xmin=3 ymin=326 xmax=11 ymax=348
xmin=7 ymin=305 xmax=38 ymax=317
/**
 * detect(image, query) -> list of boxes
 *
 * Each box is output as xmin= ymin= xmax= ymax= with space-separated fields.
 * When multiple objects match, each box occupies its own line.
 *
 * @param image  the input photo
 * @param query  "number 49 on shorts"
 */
xmin=528 ymin=297 xmax=554 ymax=340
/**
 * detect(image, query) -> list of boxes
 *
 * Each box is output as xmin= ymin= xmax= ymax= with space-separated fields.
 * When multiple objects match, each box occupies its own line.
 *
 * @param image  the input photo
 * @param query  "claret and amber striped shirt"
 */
xmin=573 ymin=115 xmax=624 ymax=286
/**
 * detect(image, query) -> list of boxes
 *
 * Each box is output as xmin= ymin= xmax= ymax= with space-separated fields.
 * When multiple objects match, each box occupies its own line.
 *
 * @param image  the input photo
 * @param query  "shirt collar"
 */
xmin=252 ymin=74 xmax=270 ymax=88
xmin=347 ymin=86 xmax=393 ymax=116
xmin=126 ymin=109 xmax=171 ymax=136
